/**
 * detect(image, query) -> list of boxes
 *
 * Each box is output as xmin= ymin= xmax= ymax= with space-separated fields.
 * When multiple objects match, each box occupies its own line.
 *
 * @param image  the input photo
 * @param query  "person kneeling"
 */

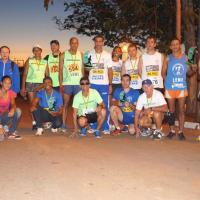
xmin=72 ymin=77 xmax=106 ymax=138
xmin=134 ymin=79 xmax=168 ymax=139
xmin=30 ymin=77 xmax=63 ymax=136
xmin=110 ymin=74 xmax=140 ymax=136
xmin=0 ymin=76 xmax=21 ymax=140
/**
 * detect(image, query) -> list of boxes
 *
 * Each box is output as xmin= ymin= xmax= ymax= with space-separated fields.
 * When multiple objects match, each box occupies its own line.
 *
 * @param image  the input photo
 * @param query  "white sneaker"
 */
xmin=109 ymin=124 xmax=115 ymax=132
xmin=35 ymin=128 xmax=43 ymax=136
xmin=51 ymin=128 xmax=58 ymax=133
xmin=102 ymin=130 xmax=110 ymax=135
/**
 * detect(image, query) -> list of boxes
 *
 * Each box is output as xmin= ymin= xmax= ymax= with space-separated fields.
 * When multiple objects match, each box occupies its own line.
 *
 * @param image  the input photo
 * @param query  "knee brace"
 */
xmin=168 ymin=112 xmax=175 ymax=126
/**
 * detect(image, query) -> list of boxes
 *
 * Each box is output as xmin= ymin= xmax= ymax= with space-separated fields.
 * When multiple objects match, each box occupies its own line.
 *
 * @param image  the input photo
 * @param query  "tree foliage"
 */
xmin=53 ymin=0 xmax=176 ymax=51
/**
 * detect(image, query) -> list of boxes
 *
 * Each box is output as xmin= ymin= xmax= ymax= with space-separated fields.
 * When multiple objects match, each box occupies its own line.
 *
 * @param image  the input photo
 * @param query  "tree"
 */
xmin=53 ymin=0 xmax=176 ymax=50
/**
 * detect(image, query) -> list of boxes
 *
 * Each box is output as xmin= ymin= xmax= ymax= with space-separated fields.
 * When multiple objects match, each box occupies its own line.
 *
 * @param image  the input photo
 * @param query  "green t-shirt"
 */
xmin=72 ymin=88 xmax=103 ymax=116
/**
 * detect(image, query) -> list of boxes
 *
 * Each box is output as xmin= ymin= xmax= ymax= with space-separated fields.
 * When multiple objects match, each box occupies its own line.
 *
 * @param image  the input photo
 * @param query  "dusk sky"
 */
xmin=0 ymin=0 xmax=108 ymax=61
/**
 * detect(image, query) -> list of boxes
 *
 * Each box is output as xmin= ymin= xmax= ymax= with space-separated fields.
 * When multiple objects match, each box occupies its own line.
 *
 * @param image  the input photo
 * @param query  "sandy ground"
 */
xmin=0 ymin=98 xmax=200 ymax=200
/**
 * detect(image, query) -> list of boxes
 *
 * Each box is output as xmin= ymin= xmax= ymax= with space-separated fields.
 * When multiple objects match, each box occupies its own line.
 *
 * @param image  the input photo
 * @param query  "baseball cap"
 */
xmin=142 ymin=79 xmax=152 ymax=86
xmin=32 ymin=44 xmax=42 ymax=51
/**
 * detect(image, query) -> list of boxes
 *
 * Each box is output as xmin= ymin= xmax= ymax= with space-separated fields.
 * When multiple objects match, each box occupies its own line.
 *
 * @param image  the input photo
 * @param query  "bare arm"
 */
xmin=45 ymin=64 xmax=49 ymax=77
xmin=121 ymin=61 xmax=126 ymax=76
xmin=8 ymin=96 xmax=16 ymax=117
xmin=81 ymin=52 xmax=85 ymax=76
xmin=137 ymin=56 xmax=142 ymax=77
xmin=21 ymin=58 xmax=29 ymax=91
xmin=108 ymin=67 xmax=113 ymax=84
xmin=134 ymin=109 xmax=142 ymax=136
xmin=162 ymin=56 xmax=168 ymax=80
xmin=30 ymin=97 xmax=39 ymax=112
xmin=73 ymin=108 xmax=79 ymax=130
xmin=59 ymin=52 xmax=64 ymax=87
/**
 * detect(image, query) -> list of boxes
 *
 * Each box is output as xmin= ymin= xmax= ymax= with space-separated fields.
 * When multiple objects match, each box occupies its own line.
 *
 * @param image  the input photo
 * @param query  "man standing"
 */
xmin=72 ymin=77 xmax=106 ymax=138
xmin=0 ymin=46 xmax=20 ymax=94
xmin=44 ymin=40 xmax=60 ymax=91
xmin=134 ymin=79 xmax=168 ymax=139
xmin=31 ymin=77 xmax=63 ymax=136
xmin=85 ymin=35 xmax=113 ymax=134
xmin=59 ymin=37 xmax=83 ymax=131
xmin=138 ymin=35 xmax=164 ymax=92
xmin=110 ymin=74 xmax=140 ymax=135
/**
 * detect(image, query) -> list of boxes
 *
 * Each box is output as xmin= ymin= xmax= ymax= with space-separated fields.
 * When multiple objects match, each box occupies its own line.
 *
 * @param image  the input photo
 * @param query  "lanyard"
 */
xmin=146 ymin=96 xmax=152 ymax=108
xmin=130 ymin=57 xmax=137 ymax=70
xmin=45 ymin=90 xmax=53 ymax=108
xmin=70 ymin=52 xmax=77 ymax=65
xmin=35 ymin=58 xmax=42 ymax=71
xmin=82 ymin=94 xmax=89 ymax=110
xmin=95 ymin=53 xmax=102 ymax=66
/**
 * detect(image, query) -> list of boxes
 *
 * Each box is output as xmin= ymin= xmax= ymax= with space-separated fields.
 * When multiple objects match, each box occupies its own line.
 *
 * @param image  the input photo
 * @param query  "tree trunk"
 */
xmin=183 ymin=0 xmax=197 ymax=116
xmin=176 ymin=0 xmax=181 ymax=40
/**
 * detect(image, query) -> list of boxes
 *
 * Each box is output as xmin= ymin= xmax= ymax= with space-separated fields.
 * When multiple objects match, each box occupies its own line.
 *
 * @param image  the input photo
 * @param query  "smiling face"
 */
xmin=33 ymin=47 xmax=42 ymax=58
xmin=70 ymin=38 xmax=79 ymax=52
xmin=44 ymin=78 xmax=53 ymax=90
xmin=142 ymin=84 xmax=153 ymax=96
xmin=1 ymin=77 xmax=12 ymax=91
xmin=0 ymin=47 xmax=10 ymax=60
xmin=128 ymin=46 xmax=137 ymax=58
xmin=51 ymin=43 xmax=60 ymax=54
xmin=121 ymin=75 xmax=131 ymax=89
xmin=146 ymin=38 xmax=156 ymax=51
xmin=80 ymin=80 xmax=90 ymax=93
xmin=170 ymin=39 xmax=181 ymax=54
xmin=94 ymin=37 xmax=104 ymax=49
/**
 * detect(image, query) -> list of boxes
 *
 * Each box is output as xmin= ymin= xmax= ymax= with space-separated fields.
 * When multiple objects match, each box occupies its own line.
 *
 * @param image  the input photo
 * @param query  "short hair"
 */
xmin=80 ymin=76 xmax=90 ymax=84
xmin=1 ymin=75 xmax=12 ymax=82
xmin=50 ymin=40 xmax=60 ymax=46
xmin=170 ymin=37 xmax=181 ymax=44
xmin=93 ymin=35 xmax=105 ymax=41
xmin=128 ymin=43 xmax=137 ymax=50
xmin=0 ymin=46 xmax=10 ymax=53
xmin=147 ymin=35 xmax=157 ymax=43
xmin=43 ymin=76 xmax=53 ymax=83
xmin=121 ymin=74 xmax=131 ymax=81
xmin=69 ymin=37 xmax=79 ymax=44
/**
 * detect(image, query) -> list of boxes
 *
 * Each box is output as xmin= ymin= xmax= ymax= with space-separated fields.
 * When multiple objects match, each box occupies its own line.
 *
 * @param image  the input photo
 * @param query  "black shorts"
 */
xmin=79 ymin=112 xmax=98 ymax=124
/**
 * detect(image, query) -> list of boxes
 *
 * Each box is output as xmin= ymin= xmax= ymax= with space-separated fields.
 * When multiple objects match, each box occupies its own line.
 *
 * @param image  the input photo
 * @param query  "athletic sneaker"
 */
xmin=109 ymin=124 xmax=115 ymax=132
xmin=102 ymin=130 xmax=110 ymax=135
xmin=87 ymin=123 xmax=96 ymax=134
xmin=51 ymin=128 xmax=58 ymax=133
xmin=95 ymin=130 xmax=101 ymax=138
xmin=7 ymin=132 xmax=22 ymax=140
xmin=141 ymin=128 xmax=153 ymax=137
xmin=167 ymin=131 xmax=176 ymax=139
xmin=152 ymin=130 xmax=162 ymax=140
xmin=111 ymin=128 xmax=121 ymax=136
xmin=43 ymin=122 xmax=52 ymax=129
xmin=35 ymin=128 xmax=43 ymax=136
xmin=121 ymin=125 xmax=128 ymax=133
xmin=178 ymin=132 xmax=185 ymax=141
xmin=80 ymin=128 xmax=87 ymax=136
xmin=3 ymin=125 xmax=9 ymax=133
xmin=59 ymin=124 xmax=67 ymax=133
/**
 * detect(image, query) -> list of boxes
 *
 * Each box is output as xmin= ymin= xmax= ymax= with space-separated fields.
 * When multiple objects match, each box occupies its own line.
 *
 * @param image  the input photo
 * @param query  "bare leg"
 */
xmin=63 ymin=94 xmax=71 ymax=127
xmin=177 ymin=97 xmax=186 ymax=133
xmin=153 ymin=111 xmax=164 ymax=130
xmin=97 ymin=108 xmax=106 ymax=130
xmin=128 ymin=124 xmax=135 ymax=135
xmin=167 ymin=98 xmax=176 ymax=131
xmin=110 ymin=106 xmax=123 ymax=128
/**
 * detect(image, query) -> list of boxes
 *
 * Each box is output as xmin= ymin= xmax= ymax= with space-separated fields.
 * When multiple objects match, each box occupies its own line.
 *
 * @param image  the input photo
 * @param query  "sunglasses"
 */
xmin=80 ymin=82 xmax=90 ymax=85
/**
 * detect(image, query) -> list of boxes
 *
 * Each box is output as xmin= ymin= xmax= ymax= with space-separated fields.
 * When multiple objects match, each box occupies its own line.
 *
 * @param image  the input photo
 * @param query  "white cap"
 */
xmin=32 ymin=44 xmax=42 ymax=50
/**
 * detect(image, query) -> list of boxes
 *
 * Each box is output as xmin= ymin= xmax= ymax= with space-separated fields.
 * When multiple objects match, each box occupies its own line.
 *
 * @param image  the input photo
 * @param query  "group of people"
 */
xmin=0 ymin=34 xmax=197 ymax=141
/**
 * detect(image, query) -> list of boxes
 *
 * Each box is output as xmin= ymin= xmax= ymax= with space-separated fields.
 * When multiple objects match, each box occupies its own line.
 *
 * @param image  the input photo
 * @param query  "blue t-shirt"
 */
xmin=113 ymin=87 xmax=140 ymax=115
xmin=164 ymin=54 xmax=188 ymax=90
xmin=36 ymin=89 xmax=63 ymax=112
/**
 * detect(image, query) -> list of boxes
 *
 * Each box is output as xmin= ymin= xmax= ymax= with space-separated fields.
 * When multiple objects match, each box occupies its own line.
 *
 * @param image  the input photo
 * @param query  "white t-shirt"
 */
xmin=112 ymin=60 xmax=122 ymax=84
xmin=136 ymin=89 xmax=167 ymax=110
xmin=124 ymin=57 xmax=142 ymax=89
xmin=142 ymin=51 xmax=163 ymax=88
xmin=88 ymin=49 xmax=113 ymax=85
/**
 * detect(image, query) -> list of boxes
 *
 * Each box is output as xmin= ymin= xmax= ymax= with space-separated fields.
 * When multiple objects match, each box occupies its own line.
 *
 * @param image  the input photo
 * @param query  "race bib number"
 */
xmin=152 ymin=79 xmax=159 ymax=86
xmin=147 ymin=71 xmax=158 ymax=77
xmin=92 ymin=69 xmax=104 ymax=74
xmin=130 ymin=74 xmax=138 ymax=80
xmin=68 ymin=64 xmax=80 ymax=72
xmin=122 ymin=107 xmax=132 ymax=112
xmin=50 ymin=65 xmax=59 ymax=73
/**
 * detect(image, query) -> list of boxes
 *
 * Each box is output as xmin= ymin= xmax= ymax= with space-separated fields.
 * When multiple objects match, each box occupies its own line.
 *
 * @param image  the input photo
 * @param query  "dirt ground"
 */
xmin=0 ymin=98 xmax=200 ymax=200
